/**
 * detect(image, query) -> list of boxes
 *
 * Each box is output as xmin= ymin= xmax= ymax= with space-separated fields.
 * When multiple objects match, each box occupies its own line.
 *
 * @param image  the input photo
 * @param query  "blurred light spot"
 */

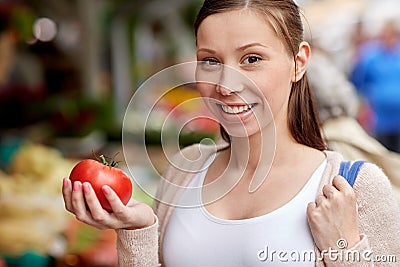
xmin=33 ymin=17 xmax=57 ymax=42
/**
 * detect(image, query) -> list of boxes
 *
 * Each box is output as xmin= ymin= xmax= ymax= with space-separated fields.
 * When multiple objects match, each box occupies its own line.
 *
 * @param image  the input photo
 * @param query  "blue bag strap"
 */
xmin=339 ymin=160 xmax=366 ymax=187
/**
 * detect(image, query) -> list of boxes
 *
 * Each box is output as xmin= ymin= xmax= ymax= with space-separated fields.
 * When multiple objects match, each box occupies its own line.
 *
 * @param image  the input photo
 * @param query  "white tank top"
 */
xmin=163 ymin=158 xmax=327 ymax=267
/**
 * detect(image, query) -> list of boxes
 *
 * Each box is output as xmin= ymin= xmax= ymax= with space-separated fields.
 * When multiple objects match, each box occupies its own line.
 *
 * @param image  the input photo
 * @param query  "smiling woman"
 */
xmin=195 ymin=3 xmax=325 ymax=151
xmin=195 ymin=8 xmax=306 ymax=140
xmin=62 ymin=1 xmax=400 ymax=266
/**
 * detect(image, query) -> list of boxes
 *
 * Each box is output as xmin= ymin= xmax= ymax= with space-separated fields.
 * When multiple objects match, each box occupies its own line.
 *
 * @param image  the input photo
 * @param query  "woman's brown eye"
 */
xmin=244 ymin=56 xmax=261 ymax=64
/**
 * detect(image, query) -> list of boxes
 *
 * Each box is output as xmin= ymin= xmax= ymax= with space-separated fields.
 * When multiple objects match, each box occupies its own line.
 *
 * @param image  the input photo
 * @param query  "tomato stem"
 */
xmin=99 ymin=154 xmax=119 ymax=167
xmin=99 ymin=155 xmax=107 ymax=165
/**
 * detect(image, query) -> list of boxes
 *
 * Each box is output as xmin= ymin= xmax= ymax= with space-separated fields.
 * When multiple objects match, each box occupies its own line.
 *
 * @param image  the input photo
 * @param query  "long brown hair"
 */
xmin=194 ymin=0 xmax=327 ymax=151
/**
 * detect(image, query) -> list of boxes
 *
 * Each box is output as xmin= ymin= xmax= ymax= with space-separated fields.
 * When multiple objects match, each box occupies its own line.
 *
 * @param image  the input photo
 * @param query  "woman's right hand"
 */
xmin=62 ymin=178 xmax=156 ymax=230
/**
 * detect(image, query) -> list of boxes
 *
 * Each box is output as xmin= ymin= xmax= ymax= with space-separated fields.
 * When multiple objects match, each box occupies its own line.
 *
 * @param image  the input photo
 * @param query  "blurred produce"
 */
xmin=0 ymin=143 xmax=76 ymax=258
xmin=60 ymin=220 xmax=117 ymax=267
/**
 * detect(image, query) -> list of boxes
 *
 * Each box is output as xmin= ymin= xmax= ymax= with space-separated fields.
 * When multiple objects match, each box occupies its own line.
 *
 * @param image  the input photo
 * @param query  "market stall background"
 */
xmin=0 ymin=0 xmax=399 ymax=266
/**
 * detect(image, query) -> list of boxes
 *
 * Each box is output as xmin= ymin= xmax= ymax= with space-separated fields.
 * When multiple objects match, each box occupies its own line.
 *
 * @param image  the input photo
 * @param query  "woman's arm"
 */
xmin=116 ymin=218 xmax=159 ymax=267
xmin=350 ymin=163 xmax=400 ymax=266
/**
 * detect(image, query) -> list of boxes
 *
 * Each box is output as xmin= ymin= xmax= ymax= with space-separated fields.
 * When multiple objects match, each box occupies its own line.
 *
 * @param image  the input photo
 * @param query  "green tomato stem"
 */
xmin=100 ymin=155 xmax=108 ymax=166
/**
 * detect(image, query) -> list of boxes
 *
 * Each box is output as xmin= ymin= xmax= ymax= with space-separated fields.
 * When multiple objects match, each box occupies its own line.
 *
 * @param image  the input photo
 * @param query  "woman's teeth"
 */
xmin=221 ymin=104 xmax=254 ymax=114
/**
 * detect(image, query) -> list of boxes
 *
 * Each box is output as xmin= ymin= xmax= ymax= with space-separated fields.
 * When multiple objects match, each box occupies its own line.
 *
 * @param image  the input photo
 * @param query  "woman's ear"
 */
xmin=292 ymin=41 xmax=311 ymax=82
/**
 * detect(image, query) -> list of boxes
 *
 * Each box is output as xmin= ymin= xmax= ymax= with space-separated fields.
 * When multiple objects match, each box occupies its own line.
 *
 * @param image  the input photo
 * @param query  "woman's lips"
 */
xmin=216 ymin=103 xmax=257 ymax=122
xmin=220 ymin=103 xmax=254 ymax=114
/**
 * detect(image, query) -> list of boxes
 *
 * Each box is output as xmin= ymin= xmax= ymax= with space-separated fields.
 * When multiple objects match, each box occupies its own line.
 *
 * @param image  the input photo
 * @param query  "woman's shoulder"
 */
xmin=323 ymin=150 xmax=391 ymax=189
xmin=355 ymin=161 xmax=392 ymax=193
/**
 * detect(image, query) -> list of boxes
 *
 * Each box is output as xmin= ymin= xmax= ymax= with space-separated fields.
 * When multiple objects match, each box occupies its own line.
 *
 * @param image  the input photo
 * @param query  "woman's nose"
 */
xmin=216 ymin=66 xmax=245 ymax=95
xmin=216 ymin=84 xmax=233 ymax=96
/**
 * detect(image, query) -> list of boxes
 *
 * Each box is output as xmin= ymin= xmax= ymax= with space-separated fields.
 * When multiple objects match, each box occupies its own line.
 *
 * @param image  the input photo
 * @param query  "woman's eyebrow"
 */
xmin=197 ymin=43 xmax=267 ymax=53
xmin=197 ymin=43 xmax=267 ymax=54
xmin=236 ymin=42 xmax=268 ymax=51
xmin=197 ymin=48 xmax=217 ymax=55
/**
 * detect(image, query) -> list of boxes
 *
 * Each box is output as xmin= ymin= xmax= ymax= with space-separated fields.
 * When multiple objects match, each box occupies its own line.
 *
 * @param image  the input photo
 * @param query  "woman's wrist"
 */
xmin=124 ymin=214 xmax=157 ymax=230
xmin=345 ymin=235 xmax=361 ymax=249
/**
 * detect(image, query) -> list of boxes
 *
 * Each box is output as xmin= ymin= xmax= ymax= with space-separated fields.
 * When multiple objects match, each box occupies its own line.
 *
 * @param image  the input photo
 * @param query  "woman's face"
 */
xmin=196 ymin=9 xmax=300 ymax=138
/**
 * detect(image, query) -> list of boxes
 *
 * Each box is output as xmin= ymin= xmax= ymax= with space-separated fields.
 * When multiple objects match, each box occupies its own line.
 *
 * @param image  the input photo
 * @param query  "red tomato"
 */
xmin=69 ymin=156 xmax=132 ymax=212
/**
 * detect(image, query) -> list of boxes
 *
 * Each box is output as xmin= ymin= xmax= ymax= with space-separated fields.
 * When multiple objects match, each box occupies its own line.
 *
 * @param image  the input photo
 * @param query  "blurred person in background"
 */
xmin=308 ymin=47 xmax=400 ymax=203
xmin=350 ymin=19 xmax=400 ymax=153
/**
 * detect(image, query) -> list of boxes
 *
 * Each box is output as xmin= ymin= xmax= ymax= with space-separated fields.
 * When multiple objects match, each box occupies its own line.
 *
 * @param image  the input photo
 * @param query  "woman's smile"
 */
xmin=217 ymin=102 xmax=258 ymax=123
xmin=219 ymin=103 xmax=255 ymax=115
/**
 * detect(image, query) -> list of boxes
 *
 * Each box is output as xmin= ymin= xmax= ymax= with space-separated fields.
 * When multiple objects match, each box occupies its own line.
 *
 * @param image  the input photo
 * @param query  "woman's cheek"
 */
xmin=196 ymin=83 xmax=219 ymax=115
xmin=196 ymin=82 xmax=213 ymax=98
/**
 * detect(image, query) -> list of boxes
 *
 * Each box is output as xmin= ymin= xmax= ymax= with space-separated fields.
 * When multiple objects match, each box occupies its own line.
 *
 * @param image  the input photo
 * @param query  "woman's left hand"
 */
xmin=307 ymin=175 xmax=361 ymax=251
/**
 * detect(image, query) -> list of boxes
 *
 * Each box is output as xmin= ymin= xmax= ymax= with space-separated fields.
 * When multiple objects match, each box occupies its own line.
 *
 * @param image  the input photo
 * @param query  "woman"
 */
xmin=62 ymin=1 xmax=400 ymax=266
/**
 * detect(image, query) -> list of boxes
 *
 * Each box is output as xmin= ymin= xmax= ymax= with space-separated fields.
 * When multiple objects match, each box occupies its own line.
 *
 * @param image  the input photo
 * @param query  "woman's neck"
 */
xmin=227 ymin=123 xmax=304 ymax=191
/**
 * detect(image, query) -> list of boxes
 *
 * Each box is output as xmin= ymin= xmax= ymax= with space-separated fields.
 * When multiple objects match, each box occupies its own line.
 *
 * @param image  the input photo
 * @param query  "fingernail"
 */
xmin=73 ymin=182 xmax=81 ymax=191
xmin=102 ymin=186 xmax=111 ymax=195
xmin=83 ymin=183 xmax=91 ymax=193
xmin=63 ymin=178 xmax=68 ymax=187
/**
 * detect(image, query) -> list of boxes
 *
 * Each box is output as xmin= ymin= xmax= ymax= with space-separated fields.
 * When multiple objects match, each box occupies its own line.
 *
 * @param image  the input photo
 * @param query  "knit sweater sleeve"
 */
xmin=115 ymin=216 xmax=160 ymax=267
xmin=355 ymin=163 xmax=400 ymax=266
xmin=324 ymin=163 xmax=400 ymax=267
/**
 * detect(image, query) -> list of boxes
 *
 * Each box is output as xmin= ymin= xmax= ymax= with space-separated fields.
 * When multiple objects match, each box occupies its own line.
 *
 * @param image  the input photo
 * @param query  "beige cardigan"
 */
xmin=116 ymin=143 xmax=400 ymax=266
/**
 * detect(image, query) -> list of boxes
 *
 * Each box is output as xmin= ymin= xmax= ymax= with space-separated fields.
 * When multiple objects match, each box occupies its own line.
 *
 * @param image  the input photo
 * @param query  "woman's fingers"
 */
xmin=85 ymin=184 xmax=134 ymax=228
xmin=333 ymin=175 xmax=356 ymax=198
xmin=62 ymin=179 xmax=153 ymax=230
xmin=62 ymin=178 xmax=73 ymax=212
xmin=322 ymin=184 xmax=337 ymax=199
xmin=100 ymin=185 xmax=148 ymax=228
xmin=71 ymin=181 xmax=93 ymax=222
xmin=100 ymin=186 xmax=155 ymax=229
xmin=71 ymin=181 xmax=87 ymax=214
xmin=318 ymin=176 xmax=355 ymax=203
xmin=82 ymin=182 xmax=107 ymax=212
xmin=101 ymin=185 xmax=125 ymax=214
xmin=82 ymin=182 xmax=111 ymax=221
xmin=68 ymin=181 xmax=108 ymax=229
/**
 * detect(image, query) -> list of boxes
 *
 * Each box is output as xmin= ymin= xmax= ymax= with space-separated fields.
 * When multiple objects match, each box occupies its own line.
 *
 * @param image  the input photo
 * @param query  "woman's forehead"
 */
xmin=197 ymin=9 xmax=276 ymax=38
xmin=198 ymin=8 xmax=275 ymax=30
xmin=196 ymin=9 xmax=285 ymax=51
